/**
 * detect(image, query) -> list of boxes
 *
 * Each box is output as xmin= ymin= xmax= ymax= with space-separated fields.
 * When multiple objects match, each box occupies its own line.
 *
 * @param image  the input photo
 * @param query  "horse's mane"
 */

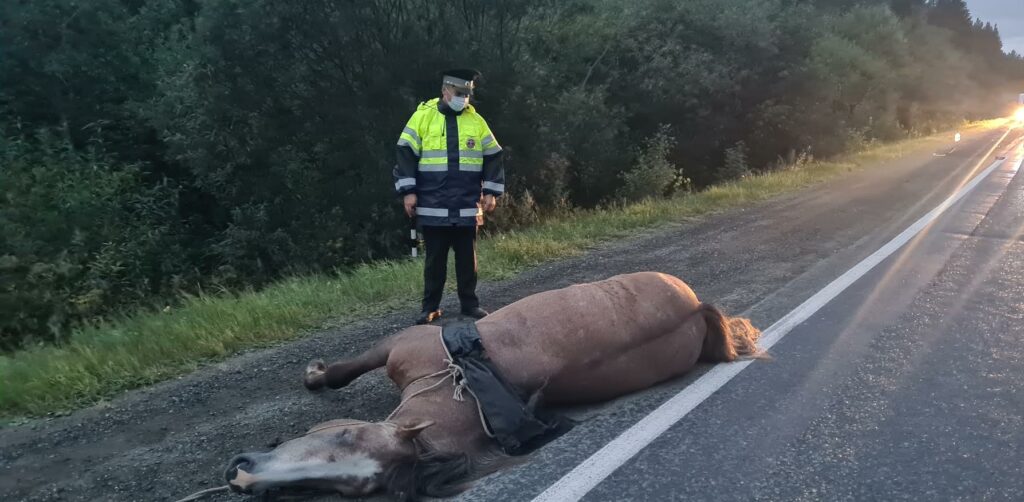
xmin=383 ymin=438 xmax=510 ymax=501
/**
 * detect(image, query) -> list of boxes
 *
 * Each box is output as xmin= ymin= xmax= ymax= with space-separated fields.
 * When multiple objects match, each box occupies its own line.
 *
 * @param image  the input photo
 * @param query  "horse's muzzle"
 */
xmin=224 ymin=454 xmax=257 ymax=494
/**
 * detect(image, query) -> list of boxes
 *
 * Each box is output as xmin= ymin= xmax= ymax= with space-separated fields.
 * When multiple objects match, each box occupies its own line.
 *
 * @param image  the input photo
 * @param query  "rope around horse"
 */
xmin=385 ymin=355 xmax=495 ymax=439
xmin=173 ymin=485 xmax=230 ymax=502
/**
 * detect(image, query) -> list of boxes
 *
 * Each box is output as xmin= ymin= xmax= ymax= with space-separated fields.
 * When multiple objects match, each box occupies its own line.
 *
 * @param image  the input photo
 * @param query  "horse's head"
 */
xmin=224 ymin=419 xmax=436 ymax=499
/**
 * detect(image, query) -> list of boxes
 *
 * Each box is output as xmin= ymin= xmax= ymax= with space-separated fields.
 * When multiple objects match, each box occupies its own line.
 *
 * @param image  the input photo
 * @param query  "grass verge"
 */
xmin=0 ymin=121 xmax=1002 ymax=420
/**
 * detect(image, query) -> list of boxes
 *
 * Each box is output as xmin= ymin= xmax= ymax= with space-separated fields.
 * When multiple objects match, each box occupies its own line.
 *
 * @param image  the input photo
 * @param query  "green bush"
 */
xmin=0 ymin=133 xmax=183 ymax=348
xmin=720 ymin=141 xmax=751 ymax=182
xmin=619 ymin=126 xmax=679 ymax=202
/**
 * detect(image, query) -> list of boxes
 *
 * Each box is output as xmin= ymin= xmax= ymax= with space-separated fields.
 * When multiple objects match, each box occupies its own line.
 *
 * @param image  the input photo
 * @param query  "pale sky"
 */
xmin=965 ymin=0 xmax=1024 ymax=55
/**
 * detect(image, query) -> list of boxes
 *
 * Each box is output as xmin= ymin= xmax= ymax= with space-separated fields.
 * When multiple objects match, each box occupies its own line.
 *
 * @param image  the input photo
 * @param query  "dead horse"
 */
xmin=223 ymin=272 xmax=762 ymax=500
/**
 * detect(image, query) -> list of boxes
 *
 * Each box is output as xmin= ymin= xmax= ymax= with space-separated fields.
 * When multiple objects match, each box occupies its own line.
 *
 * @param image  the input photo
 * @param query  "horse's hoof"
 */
xmin=306 ymin=359 xmax=326 ymax=373
xmin=303 ymin=359 xmax=327 ymax=391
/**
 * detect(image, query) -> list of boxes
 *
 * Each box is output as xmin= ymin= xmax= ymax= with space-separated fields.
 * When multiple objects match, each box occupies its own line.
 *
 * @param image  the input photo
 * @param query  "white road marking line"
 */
xmin=531 ymin=155 xmax=1012 ymax=502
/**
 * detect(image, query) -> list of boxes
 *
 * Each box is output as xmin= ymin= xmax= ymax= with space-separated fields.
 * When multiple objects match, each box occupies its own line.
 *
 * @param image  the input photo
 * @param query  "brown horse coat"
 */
xmin=224 ymin=272 xmax=761 ymax=500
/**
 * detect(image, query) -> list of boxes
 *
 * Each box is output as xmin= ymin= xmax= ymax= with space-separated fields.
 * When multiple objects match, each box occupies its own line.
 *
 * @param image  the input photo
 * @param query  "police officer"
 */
xmin=393 ymin=69 xmax=505 ymax=325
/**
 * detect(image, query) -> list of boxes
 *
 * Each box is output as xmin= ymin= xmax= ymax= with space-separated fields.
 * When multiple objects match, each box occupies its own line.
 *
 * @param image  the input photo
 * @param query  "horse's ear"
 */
xmin=397 ymin=419 xmax=435 ymax=440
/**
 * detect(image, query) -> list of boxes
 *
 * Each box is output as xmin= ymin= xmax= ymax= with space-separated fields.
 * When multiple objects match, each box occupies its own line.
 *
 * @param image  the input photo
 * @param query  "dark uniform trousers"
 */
xmin=422 ymin=225 xmax=479 ymax=313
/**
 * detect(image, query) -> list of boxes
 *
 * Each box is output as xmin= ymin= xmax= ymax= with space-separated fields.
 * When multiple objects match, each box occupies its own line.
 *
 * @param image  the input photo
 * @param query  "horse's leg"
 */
xmin=303 ymin=330 xmax=414 ymax=391
xmin=542 ymin=317 xmax=704 ymax=404
xmin=542 ymin=304 xmax=762 ymax=404
xmin=303 ymin=342 xmax=391 ymax=391
xmin=304 ymin=325 xmax=442 ymax=391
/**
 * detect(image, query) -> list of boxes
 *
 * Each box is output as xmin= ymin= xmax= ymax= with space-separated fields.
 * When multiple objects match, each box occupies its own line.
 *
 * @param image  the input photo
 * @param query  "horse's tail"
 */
xmin=697 ymin=303 xmax=764 ymax=362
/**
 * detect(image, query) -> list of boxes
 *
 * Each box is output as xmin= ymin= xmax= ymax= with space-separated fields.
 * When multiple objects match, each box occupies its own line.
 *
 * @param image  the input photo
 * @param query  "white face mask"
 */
xmin=448 ymin=95 xmax=468 ymax=112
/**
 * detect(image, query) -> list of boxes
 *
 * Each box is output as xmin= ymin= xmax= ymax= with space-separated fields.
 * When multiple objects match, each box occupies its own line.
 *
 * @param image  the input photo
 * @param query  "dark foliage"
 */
xmin=2 ymin=0 xmax=1022 ymax=347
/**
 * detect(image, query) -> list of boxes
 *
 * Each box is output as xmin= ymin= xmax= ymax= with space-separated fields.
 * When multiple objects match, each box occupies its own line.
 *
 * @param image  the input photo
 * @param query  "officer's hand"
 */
xmin=403 ymin=194 xmax=417 ymax=218
xmin=482 ymin=194 xmax=497 ymax=213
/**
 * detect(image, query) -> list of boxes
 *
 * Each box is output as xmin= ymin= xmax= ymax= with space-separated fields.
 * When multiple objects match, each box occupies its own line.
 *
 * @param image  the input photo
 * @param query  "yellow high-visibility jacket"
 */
xmin=394 ymin=98 xmax=504 ymax=226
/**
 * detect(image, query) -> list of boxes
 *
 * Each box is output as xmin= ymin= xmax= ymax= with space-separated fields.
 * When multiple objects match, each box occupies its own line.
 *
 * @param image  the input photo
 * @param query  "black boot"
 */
xmin=460 ymin=306 xmax=488 ymax=319
xmin=416 ymin=309 xmax=443 ymax=325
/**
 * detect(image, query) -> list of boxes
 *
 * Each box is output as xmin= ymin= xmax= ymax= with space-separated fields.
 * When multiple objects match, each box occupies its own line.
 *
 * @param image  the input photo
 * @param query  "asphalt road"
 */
xmin=459 ymin=129 xmax=1024 ymax=502
xmin=1 ymin=124 xmax=1021 ymax=502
